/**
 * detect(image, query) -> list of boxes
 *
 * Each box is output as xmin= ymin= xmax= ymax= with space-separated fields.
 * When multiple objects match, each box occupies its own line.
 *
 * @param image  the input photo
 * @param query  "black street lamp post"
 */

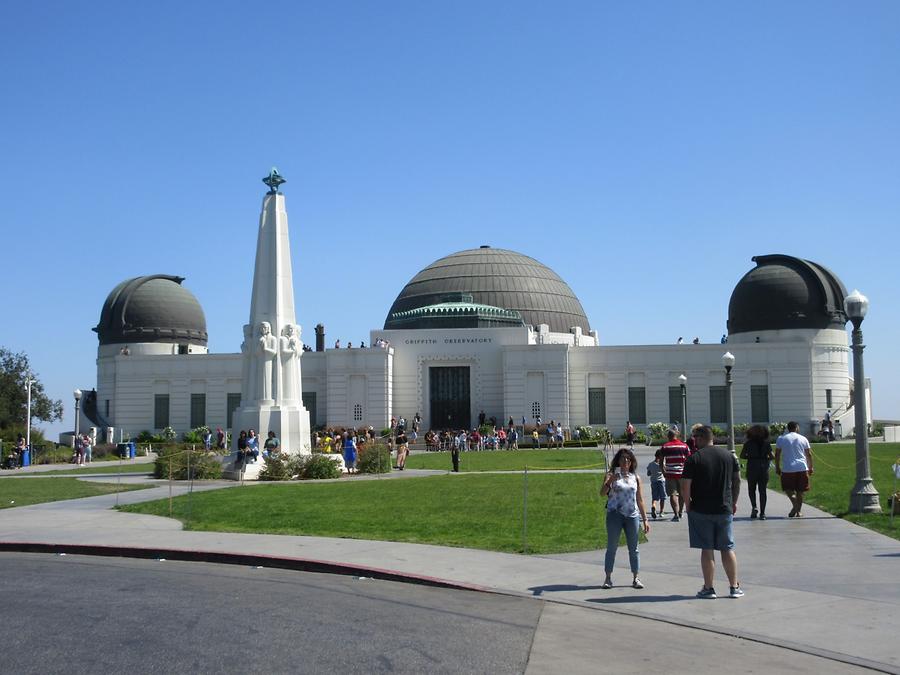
xmin=845 ymin=290 xmax=881 ymax=514
xmin=722 ymin=352 xmax=735 ymax=453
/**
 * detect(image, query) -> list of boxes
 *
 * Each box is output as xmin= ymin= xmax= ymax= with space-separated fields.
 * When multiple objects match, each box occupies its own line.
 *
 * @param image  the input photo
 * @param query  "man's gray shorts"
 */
xmin=687 ymin=511 xmax=735 ymax=551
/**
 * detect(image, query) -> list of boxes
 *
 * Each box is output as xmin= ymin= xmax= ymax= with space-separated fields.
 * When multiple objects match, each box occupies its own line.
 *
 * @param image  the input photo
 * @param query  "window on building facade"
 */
xmin=668 ymin=387 xmax=682 ymax=424
xmin=226 ymin=393 xmax=241 ymax=429
xmin=826 ymin=388 xmax=833 ymax=410
xmin=190 ymin=393 xmax=206 ymax=429
xmin=588 ymin=387 xmax=606 ymax=425
xmin=628 ymin=387 xmax=646 ymax=424
xmin=105 ymin=399 xmax=110 ymax=418
xmin=154 ymin=394 xmax=169 ymax=429
xmin=709 ymin=386 xmax=727 ymax=424
xmin=302 ymin=392 xmax=317 ymax=427
xmin=353 ymin=403 xmax=363 ymax=422
xmin=531 ymin=401 xmax=541 ymax=420
xmin=751 ymin=385 xmax=770 ymax=423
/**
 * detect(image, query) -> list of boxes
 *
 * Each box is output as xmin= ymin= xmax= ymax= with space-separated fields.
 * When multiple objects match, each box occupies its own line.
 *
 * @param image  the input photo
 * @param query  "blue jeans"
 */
xmin=605 ymin=510 xmax=640 ymax=575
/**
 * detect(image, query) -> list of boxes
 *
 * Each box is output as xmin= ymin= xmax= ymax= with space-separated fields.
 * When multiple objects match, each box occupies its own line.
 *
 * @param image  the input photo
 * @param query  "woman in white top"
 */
xmin=600 ymin=448 xmax=650 ymax=589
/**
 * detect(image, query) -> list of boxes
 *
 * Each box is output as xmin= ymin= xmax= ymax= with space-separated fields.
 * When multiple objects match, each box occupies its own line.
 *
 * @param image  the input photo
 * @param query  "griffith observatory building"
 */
xmin=81 ymin=181 xmax=866 ymax=448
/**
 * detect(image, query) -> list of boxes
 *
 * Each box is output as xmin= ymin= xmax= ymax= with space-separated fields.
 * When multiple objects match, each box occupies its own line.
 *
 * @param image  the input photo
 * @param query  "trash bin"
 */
xmin=116 ymin=443 xmax=130 ymax=459
xmin=21 ymin=449 xmax=30 ymax=467
xmin=128 ymin=442 xmax=137 ymax=459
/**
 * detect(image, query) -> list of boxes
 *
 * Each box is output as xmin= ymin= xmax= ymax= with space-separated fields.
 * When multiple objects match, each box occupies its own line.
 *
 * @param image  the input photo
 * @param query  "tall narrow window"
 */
xmin=154 ymin=395 xmax=169 ymax=429
xmin=353 ymin=404 xmax=363 ymax=422
xmin=668 ymin=387 xmax=682 ymax=424
xmin=709 ymin=386 xmax=727 ymax=424
xmin=226 ymin=393 xmax=242 ymax=430
xmin=825 ymin=389 xmax=833 ymax=410
xmin=628 ymin=387 xmax=646 ymax=424
xmin=751 ymin=385 xmax=769 ymax=423
xmin=588 ymin=388 xmax=606 ymax=425
xmin=190 ymin=394 xmax=206 ymax=429
xmin=531 ymin=402 xmax=541 ymax=420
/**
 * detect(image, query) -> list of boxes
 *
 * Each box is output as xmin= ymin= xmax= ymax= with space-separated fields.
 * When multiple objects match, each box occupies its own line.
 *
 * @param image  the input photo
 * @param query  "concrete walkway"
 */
xmin=1 ymin=447 xmax=898 ymax=673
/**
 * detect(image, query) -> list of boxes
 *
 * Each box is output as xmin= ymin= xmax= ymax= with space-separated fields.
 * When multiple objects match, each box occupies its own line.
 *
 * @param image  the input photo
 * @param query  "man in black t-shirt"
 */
xmin=682 ymin=425 xmax=744 ymax=599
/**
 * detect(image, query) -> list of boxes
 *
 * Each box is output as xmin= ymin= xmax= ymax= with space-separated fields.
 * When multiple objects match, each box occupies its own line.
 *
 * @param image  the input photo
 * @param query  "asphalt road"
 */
xmin=0 ymin=553 xmax=540 ymax=674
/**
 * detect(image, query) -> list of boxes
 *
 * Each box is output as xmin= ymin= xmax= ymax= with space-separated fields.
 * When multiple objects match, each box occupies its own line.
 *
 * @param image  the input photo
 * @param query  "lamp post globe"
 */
xmin=678 ymin=373 xmax=688 ymax=441
xmin=73 ymin=389 xmax=82 ymax=446
xmin=721 ymin=352 xmax=735 ymax=453
xmin=844 ymin=291 xmax=880 ymax=513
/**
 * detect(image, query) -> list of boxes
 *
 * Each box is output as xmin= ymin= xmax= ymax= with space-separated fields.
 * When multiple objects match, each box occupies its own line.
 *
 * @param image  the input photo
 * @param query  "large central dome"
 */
xmin=384 ymin=247 xmax=591 ymax=334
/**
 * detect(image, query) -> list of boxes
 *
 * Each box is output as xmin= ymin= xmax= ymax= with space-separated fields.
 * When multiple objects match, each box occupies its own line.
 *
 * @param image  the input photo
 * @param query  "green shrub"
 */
xmin=357 ymin=443 xmax=392 ymax=474
xmin=294 ymin=453 xmax=342 ymax=480
xmin=154 ymin=446 xmax=222 ymax=480
xmin=710 ymin=425 xmax=727 ymax=439
xmin=769 ymin=422 xmax=787 ymax=437
xmin=734 ymin=423 xmax=751 ymax=439
xmin=258 ymin=453 xmax=292 ymax=481
xmin=35 ymin=445 xmax=72 ymax=464
xmin=647 ymin=422 xmax=670 ymax=441
xmin=182 ymin=426 xmax=210 ymax=444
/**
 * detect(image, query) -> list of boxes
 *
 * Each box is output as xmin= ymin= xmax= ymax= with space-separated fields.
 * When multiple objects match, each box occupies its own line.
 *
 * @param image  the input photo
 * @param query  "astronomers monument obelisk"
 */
xmin=226 ymin=169 xmax=311 ymax=479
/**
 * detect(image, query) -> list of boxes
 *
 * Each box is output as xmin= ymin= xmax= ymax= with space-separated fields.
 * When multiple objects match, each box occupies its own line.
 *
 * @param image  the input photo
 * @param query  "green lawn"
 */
xmin=33 ymin=463 xmax=155 ymax=477
xmin=785 ymin=442 xmax=900 ymax=539
xmin=404 ymin=449 xmax=608 ymax=472
xmin=0 ymin=477 xmax=153 ymax=509
xmin=122 ymin=473 xmax=610 ymax=554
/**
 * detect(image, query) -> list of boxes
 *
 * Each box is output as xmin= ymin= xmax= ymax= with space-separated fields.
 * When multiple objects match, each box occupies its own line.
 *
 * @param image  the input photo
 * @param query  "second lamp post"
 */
xmin=722 ymin=352 xmax=735 ymax=453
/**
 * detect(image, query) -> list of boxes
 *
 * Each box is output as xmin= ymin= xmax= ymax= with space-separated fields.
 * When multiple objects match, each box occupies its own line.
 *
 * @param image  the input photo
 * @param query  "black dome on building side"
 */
xmin=94 ymin=275 xmax=208 ymax=346
xmin=727 ymin=255 xmax=848 ymax=335
xmin=384 ymin=247 xmax=591 ymax=333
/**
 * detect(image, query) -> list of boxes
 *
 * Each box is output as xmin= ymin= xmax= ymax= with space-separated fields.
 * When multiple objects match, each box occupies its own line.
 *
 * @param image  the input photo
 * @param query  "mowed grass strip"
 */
xmin=0 ymin=477 xmax=153 ymax=509
xmin=791 ymin=442 xmax=900 ymax=539
xmin=404 ymin=449 xmax=608 ymax=472
xmin=32 ymin=463 xmax=155 ymax=476
xmin=122 ymin=473 xmax=609 ymax=554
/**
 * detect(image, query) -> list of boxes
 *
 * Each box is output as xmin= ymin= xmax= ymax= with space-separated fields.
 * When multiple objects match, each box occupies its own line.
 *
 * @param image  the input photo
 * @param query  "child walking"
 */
xmin=646 ymin=449 xmax=667 ymax=520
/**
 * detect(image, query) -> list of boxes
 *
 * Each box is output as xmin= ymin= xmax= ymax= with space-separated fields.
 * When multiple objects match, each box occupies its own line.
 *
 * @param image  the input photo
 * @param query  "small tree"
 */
xmin=0 ymin=347 xmax=63 ymax=432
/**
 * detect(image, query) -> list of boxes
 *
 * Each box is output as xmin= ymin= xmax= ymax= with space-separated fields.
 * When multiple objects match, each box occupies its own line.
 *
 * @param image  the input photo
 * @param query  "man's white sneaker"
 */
xmin=729 ymin=585 xmax=745 ymax=598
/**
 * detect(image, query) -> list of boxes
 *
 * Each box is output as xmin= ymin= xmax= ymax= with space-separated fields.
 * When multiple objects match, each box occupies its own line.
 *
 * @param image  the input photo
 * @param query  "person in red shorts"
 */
xmin=775 ymin=421 xmax=814 ymax=517
xmin=659 ymin=429 xmax=691 ymax=521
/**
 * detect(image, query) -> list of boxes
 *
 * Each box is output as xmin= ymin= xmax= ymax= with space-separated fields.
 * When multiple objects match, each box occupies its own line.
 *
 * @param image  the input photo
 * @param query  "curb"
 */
xmin=0 ymin=541 xmax=492 ymax=594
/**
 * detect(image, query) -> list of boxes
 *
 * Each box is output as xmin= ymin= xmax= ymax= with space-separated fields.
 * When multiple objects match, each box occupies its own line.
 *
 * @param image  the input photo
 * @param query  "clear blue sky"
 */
xmin=2 ymin=1 xmax=898 ymax=440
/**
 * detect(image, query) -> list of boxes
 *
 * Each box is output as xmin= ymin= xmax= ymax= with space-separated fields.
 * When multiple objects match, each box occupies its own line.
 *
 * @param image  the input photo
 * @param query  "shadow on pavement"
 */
xmin=529 ymin=584 xmax=607 ymax=596
xmin=587 ymin=594 xmax=694 ymax=604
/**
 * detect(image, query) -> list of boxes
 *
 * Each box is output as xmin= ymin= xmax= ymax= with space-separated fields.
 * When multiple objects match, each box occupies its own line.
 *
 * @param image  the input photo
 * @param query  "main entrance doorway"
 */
xmin=429 ymin=366 xmax=471 ymax=430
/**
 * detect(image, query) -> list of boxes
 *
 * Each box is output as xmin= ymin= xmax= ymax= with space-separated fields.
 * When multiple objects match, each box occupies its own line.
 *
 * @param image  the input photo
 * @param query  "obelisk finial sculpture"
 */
xmin=263 ymin=167 xmax=286 ymax=194
xmin=226 ymin=170 xmax=311 ymax=479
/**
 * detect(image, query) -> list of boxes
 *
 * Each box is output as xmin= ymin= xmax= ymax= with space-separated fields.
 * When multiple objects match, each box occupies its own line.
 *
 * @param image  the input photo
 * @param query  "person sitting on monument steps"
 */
xmin=246 ymin=429 xmax=260 ymax=463
xmin=264 ymin=430 xmax=280 ymax=457
xmin=236 ymin=430 xmax=249 ymax=465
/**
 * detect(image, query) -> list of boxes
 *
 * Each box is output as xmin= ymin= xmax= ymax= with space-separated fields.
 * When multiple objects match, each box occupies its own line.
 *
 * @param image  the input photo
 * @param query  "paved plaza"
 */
xmin=1 ymin=446 xmax=898 ymax=673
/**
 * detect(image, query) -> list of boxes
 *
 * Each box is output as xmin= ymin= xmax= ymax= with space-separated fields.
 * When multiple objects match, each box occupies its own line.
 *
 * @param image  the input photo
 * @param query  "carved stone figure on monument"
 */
xmin=257 ymin=321 xmax=278 ymax=402
xmin=240 ymin=323 xmax=254 ymax=403
xmin=280 ymin=323 xmax=301 ymax=402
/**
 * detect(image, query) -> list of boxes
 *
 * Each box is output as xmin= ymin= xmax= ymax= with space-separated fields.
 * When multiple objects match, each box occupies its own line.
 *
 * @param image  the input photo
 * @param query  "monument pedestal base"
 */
xmin=223 ymin=403 xmax=311 ymax=481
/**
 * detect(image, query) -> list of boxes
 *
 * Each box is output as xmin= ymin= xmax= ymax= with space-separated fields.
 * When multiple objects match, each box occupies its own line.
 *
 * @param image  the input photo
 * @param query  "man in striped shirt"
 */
xmin=660 ymin=429 xmax=691 ymax=521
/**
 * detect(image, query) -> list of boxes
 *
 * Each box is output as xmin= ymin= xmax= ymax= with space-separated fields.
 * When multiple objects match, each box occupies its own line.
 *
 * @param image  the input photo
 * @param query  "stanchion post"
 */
xmin=168 ymin=457 xmax=173 ymax=517
xmin=522 ymin=465 xmax=528 ymax=554
xmin=188 ymin=446 xmax=194 ymax=527
xmin=116 ymin=443 xmax=122 ymax=507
